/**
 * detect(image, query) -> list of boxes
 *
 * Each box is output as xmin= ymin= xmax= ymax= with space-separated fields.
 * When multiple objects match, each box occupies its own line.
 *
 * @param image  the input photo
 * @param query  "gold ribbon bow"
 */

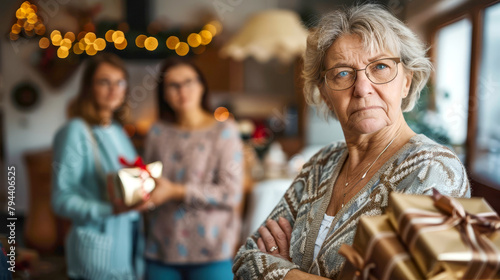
xmin=398 ymin=189 xmax=500 ymax=279
xmin=339 ymin=244 xmax=375 ymax=280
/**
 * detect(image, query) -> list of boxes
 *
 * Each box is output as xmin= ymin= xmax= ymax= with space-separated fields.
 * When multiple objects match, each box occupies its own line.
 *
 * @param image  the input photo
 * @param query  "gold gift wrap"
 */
xmin=339 ymin=215 xmax=424 ymax=280
xmin=114 ymin=161 xmax=163 ymax=206
xmin=386 ymin=191 xmax=500 ymax=279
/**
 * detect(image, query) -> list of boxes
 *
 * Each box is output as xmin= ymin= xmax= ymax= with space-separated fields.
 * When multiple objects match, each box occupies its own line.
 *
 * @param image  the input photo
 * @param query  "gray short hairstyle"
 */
xmin=303 ymin=4 xmax=432 ymax=119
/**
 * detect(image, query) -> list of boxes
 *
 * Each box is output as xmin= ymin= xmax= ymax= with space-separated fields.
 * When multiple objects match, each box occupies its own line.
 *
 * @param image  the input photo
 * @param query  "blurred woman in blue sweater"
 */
xmin=51 ymin=53 xmax=142 ymax=280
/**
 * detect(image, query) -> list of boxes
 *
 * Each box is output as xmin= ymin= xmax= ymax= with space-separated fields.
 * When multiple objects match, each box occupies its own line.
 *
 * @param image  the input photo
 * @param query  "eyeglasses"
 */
xmin=95 ymin=79 xmax=127 ymax=89
xmin=165 ymin=78 xmax=199 ymax=92
xmin=321 ymin=57 xmax=401 ymax=91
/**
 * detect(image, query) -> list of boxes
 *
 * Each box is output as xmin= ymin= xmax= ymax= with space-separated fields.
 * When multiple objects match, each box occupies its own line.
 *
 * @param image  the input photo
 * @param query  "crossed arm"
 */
xmin=257 ymin=218 xmax=330 ymax=280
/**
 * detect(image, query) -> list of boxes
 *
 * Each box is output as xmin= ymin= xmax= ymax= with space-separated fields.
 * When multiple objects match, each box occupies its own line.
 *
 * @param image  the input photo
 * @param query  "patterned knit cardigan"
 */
xmin=233 ymin=134 xmax=470 ymax=279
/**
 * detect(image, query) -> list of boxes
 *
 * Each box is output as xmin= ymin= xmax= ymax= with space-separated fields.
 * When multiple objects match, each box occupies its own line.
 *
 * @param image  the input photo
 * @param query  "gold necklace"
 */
xmin=341 ymin=133 xmax=400 ymax=208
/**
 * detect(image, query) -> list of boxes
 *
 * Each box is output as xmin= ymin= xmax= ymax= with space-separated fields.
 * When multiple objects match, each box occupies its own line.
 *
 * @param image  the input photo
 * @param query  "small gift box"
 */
xmin=112 ymin=157 xmax=163 ymax=206
xmin=386 ymin=190 xmax=500 ymax=280
xmin=339 ymin=215 xmax=424 ymax=280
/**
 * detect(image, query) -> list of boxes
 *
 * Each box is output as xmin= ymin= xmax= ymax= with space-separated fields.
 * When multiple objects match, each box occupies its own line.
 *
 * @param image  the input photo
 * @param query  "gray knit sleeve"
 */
xmin=391 ymin=142 xmax=470 ymax=198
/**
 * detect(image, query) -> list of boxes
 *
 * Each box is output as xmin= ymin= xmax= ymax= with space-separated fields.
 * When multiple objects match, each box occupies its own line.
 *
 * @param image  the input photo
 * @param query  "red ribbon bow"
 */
xmin=119 ymin=156 xmax=151 ymax=177
xmin=118 ymin=156 xmax=153 ymax=200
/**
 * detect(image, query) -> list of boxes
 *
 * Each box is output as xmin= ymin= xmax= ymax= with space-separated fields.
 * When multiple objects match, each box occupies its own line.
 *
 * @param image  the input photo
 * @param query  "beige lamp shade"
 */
xmin=220 ymin=9 xmax=308 ymax=64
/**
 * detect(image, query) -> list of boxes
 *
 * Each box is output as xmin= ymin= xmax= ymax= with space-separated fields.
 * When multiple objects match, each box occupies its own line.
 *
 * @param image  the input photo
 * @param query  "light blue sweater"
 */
xmin=52 ymin=118 xmax=142 ymax=280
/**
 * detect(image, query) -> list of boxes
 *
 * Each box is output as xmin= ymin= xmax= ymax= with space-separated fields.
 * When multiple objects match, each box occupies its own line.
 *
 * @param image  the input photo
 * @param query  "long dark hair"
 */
xmin=68 ymin=53 xmax=130 ymax=125
xmin=157 ymin=57 xmax=211 ymax=123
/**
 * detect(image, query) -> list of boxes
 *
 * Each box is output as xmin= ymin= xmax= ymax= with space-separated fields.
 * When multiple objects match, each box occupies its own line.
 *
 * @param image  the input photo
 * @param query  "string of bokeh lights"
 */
xmin=11 ymin=1 xmax=222 ymax=59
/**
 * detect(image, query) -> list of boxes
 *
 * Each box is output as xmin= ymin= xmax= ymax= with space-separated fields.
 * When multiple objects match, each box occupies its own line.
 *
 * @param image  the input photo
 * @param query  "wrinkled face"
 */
xmin=93 ymin=63 xmax=127 ymax=113
xmin=320 ymin=34 xmax=412 ymax=135
xmin=163 ymin=64 xmax=204 ymax=114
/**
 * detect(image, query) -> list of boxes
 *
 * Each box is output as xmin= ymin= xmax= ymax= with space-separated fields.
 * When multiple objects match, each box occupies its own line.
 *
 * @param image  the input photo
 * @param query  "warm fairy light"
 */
xmin=214 ymin=107 xmax=229 ymax=122
xmin=199 ymin=30 xmax=212 ymax=45
xmin=166 ymin=36 xmax=180 ymax=50
xmin=135 ymin=35 xmax=147 ymax=48
xmin=175 ymin=42 xmax=189 ymax=56
xmin=11 ymin=1 xmax=45 ymax=41
xmin=25 ymin=29 xmax=35 ymax=37
xmin=24 ymin=21 xmax=34 ymax=31
xmin=16 ymin=9 xmax=26 ymax=20
xmin=57 ymin=47 xmax=69 ymax=58
xmin=78 ymin=40 xmax=86 ymax=51
xmin=38 ymin=37 xmax=49 ymax=49
xmin=84 ymin=32 xmax=96 ymax=44
xmin=144 ymin=37 xmax=158 ymax=51
xmin=73 ymin=43 xmax=84 ymax=54
xmin=64 ymin=32 xmax=75 ymax=42
xmin=94 ymin=38 xmax=106 ymax=50
xmin=112 ymin=31 xmax=125 ymax=44
xmin=10 ymin=1 xmax=219 ymax=53
xmin=34 ymin=24 xmax=46 ymax=35
xmin=10 ymin=32 xmax=19 ymax=41
xmin=209 ymin=20 xmax=223 ymax=34
xmin=86 ymin=44 xmax=98 ymax=55
xmin=187 ymin=33 xmax=202 ymax=48
xmin=105 ymin=30 xmax=114 ymax=42
xmin=203 ymin=24 xmax=217 ymax=36
xmin=11 ymin=24 xmax=22 ymax=34
xmin=60 ymin=38 xmax=71 ymax=49
xmin=29 ymin=3 xmax=37 ymax=13
xmin=27 ymin=13 xmax=37 ymax=24
xmin=51 ymin=34 xmax=62 ymax=46
xmin=135 ymin=119 xmax=153 ymax=135
xmin=77 ymin=31 xmax=87 ymax=41
xmin=115 ymin=39 xmax=127 ymax=50
xmin=193 ymin=45 xmax=206 ymax=55
xmin=50 ymin=30 xmax=60 ymax=40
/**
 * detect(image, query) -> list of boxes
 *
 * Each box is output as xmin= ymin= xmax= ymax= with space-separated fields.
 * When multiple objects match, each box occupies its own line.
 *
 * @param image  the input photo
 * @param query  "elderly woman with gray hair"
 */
xmin=233 ymin=4 xmax=470 ymax=280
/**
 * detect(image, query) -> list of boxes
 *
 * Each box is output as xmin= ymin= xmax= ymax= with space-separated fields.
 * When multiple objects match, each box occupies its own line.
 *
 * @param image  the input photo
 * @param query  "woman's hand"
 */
xmin=134 ymin=177 xmax=185 ymax=212
xmin=257 ymin=217 xmax=293 ymax=261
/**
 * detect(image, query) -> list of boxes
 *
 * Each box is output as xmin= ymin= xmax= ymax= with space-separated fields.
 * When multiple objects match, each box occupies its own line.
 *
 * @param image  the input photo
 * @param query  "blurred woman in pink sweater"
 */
xmin=138 ymin=57 xmax=244 ymax=280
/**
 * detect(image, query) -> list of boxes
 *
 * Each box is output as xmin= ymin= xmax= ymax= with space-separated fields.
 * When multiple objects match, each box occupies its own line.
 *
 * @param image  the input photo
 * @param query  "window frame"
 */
xmin=428 ymin=0 xmax=500 ymax=203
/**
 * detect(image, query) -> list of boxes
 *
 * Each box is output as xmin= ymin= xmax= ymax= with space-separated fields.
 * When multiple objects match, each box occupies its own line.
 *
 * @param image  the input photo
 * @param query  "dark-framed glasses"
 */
xmin=322 ymin=57 xmax=401 ymax=91
xmin=95 ymin=79 xmax=128 ymax=89
xmin=165 ymin=78 xmax=199 ymax=92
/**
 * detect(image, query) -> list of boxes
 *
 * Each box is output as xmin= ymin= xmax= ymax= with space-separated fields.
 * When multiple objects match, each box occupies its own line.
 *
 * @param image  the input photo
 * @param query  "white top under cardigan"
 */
xmin=313 ymin=214 xmax=335 ymax=260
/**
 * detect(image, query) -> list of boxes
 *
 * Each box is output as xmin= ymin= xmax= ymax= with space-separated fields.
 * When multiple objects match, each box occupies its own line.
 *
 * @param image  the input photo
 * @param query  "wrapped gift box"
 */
xmin=113 ymin=161 xmax=162 ymax=206
xmin=339 ymin=214 xmax=424 ymax=280
xmin=386 ymin=191 xmax=500 ymax=280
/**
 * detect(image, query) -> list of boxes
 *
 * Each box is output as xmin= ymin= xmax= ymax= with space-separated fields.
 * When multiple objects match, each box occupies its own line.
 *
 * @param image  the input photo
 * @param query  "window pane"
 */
xmin=435 ymin=18 xmax=472 ymax=150
xmin=473 ymin=3 xmax=500 ymax=185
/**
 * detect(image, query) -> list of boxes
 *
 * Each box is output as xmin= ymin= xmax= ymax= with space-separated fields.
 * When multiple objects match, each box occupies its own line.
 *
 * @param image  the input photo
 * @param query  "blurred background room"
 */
xmin=0 ymin=0 xmax=499 ymax=278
